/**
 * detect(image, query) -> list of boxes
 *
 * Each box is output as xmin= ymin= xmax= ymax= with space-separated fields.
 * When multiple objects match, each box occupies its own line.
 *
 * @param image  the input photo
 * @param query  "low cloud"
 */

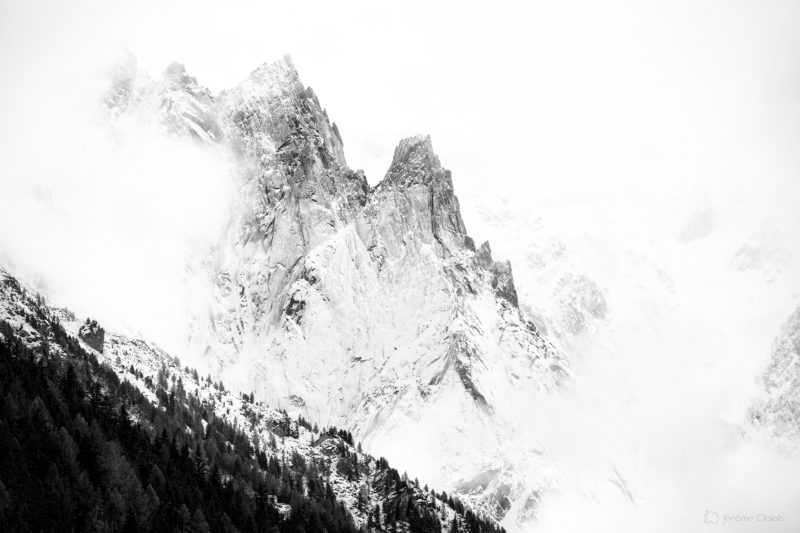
xmin=0 ymin=37 xmax=233 ymax=358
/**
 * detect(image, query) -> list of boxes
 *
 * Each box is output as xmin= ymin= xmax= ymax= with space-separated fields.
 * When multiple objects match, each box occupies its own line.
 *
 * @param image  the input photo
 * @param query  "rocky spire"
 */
xmin=375 ymin=135 xmax=468 ymax=253
xmin=382 ymin=134 xmax=443 ymax=187
xmin=227 ymin=54 xmax=347 ymax=170
xmin=475 ymin=241 xmax=519 ymax=306
xmin=247 ymin=54 xmax=305 ymax=97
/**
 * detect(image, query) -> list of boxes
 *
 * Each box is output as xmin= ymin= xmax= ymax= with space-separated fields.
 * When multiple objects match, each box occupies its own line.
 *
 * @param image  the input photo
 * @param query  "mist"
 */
xmin=0 ymin=20 xmax=233 ymax=357
xmin=2 ymin=0 xmax=799 ymax=532
xmin=463 ymin=164 xmax=800 ymax=531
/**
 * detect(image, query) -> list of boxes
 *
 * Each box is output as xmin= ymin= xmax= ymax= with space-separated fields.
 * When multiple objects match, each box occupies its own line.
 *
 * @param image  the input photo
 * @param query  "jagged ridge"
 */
xmin=102 ymin=54 xmax=567 ymax=528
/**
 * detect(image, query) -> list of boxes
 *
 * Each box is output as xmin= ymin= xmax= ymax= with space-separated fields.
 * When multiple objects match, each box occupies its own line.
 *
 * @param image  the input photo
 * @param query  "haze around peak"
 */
xmin=3 ymin=0 xmax=799 ymax=198
xmin=1 ymin=1 xmax=800 ymax=531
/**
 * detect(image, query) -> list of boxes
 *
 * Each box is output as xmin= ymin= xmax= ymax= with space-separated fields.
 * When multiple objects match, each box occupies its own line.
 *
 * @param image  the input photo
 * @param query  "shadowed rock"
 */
xmin=79 ymin=318 xmax=105 ymax=353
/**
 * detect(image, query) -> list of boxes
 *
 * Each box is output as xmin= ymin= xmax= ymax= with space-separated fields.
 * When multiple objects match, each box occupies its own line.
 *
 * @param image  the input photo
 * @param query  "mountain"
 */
xmin=102 ymin=55 xmax=568 ymax=528
xmin=0 ymin=267 xmax=504 ymax=533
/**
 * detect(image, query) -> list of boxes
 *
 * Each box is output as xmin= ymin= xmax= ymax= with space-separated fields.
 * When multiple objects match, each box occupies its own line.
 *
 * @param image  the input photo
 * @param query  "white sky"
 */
xmin=2 ymin=0 xmax=798 ymax=194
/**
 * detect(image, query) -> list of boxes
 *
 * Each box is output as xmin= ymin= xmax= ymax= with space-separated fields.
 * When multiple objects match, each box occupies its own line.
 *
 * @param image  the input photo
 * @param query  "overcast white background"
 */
xmin=1 ymin=1 xmax=800 ymax=532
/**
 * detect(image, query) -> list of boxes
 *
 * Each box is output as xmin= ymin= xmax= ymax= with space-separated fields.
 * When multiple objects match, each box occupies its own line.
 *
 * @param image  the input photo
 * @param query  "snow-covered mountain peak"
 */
xmin=382 ymin=134 xmax=443 ymax=185
xmin=103 ymin=55 xmax=221 ymax=143
xmin=224 ymin=55 xmax=348 ymax=180
xmin=247 ymin=54 xmax=305 ymax=95
xmin=89 ymin=54 xmax=571 ymax=528
xmin=368 ymin=134 xmax=468 ymax=256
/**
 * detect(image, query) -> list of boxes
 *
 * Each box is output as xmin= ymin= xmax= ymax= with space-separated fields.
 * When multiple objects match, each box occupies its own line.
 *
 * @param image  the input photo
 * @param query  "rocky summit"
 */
xmin=104 ymin=54 xmax=568 ymax=527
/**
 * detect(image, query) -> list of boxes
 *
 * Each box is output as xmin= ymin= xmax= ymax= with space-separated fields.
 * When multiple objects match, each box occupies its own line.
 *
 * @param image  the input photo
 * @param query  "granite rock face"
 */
xmin=106 ymin=55 xmax=568 ymax=527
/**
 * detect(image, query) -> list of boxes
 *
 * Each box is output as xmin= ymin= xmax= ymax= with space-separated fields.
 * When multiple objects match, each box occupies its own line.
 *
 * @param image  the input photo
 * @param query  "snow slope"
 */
xmin=93 ymin=55 xmax=570 ymax=529
xmin=0 ymin=267 xmax=499 ymax=533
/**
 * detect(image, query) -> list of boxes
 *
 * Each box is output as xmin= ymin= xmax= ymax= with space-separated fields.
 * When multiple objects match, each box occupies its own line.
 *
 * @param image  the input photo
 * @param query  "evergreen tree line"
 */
xmin=0 ymin=272 xmax=505 ymax=533
xmin=364 ymin=456 xmax=504 ymax=533
xmin=0 ymin=318 xmax=355 ymax=532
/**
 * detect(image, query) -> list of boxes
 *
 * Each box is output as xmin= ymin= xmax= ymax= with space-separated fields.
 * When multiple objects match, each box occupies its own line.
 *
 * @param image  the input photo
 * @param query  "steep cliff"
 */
xmin=105 ymin=55 xmax=568 ymax=527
